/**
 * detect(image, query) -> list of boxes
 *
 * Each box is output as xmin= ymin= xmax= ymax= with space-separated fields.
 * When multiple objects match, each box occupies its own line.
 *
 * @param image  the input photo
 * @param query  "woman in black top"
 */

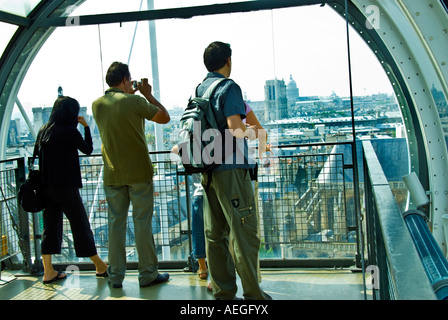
xmin=36 ymin=96 xmax=107 ymax=284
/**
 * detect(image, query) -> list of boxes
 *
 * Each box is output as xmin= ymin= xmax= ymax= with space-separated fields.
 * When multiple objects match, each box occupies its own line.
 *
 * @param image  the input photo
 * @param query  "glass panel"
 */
xmin=66 ymin=0 xmax=143 ymax=16
xmin=0 ymin=21 xmax=17 ymax=58
xmin=0 ymin=0 xmax=40 ymax=17
xmin=15 ymin=3 xmax=404 ymax=263
xmin=348 ymin=19 xmax=407 ymax=211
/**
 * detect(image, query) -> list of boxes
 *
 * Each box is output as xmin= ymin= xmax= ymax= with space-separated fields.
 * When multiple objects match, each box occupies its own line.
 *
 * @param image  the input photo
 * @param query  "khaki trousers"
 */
xmin=104 ymin=182 xmax=159 ymax=286
xmin=202 ymin=169 xmax=270 ymax=300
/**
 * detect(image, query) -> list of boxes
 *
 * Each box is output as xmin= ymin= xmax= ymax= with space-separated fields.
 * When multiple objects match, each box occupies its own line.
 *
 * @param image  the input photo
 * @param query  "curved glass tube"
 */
xmin=8 ymin=3 xmax=409 ymax=262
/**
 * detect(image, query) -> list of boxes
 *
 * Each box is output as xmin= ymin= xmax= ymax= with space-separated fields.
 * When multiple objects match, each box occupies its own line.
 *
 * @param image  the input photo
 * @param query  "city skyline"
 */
xmin=10 ymin=77 xmax=396 ymax=138
xmin=2 ymin=3 xmax=393 ymax=121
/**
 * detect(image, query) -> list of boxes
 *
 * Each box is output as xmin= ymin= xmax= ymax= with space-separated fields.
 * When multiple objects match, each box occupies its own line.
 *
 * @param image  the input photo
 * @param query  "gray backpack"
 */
xmin=177 ymin=78 xmax=227 ymax=174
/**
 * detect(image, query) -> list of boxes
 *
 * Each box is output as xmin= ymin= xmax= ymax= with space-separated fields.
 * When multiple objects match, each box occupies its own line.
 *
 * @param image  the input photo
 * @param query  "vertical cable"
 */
xmin=128 ymin=0 xmax=144 ymax=66
xmin=270 ymin=10 xmax=279 ymax=122
xmin=97 ymin=24 xmax=105 ymax=93
xmin=344 ymin=0 xmax=367 ymax=300
xmin=270 ymin=10 xmax=277 ymax=79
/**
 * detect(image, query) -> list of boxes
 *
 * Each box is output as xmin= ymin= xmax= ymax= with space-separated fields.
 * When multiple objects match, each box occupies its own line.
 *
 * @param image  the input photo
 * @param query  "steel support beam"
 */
xmin=0 ymin=11 xmax=31 ymax=27
xmin=347 ymin=0 xmax=448 ymax=254
xmin=36 ymin=0 xmax=331 ymax=27
xmin=0 ymin=0 xmax=86 ymax=159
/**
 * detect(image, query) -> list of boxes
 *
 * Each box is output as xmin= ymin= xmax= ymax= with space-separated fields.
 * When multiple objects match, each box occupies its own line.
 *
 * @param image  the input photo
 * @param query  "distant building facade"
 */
xmin=286 ymin=74 xmax=299 ymax=108
xmin=264 ymin=79 xmax=288 ymax=122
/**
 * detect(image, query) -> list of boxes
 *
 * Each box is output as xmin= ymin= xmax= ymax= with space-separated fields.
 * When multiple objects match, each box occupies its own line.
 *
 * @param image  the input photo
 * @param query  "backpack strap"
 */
xmin=191 ymin=85 xmax=199 ymax=100
xmin=200 ymin=78 xmax=228 ymax=191
xmin=29 ymin=143 xmax=38 ymax=168
xmin=202 ymin=78 xmax=227 ymax=99
xmin=191 ymin=77 xmax=227 ymax=100
xmin=205 ymin=170 xmax=213 ymax=192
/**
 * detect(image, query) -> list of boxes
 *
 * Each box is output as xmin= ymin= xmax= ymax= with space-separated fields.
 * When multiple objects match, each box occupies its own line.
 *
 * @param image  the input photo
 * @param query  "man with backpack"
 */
xmin=196 ymin=41 xmax=272 ymax=300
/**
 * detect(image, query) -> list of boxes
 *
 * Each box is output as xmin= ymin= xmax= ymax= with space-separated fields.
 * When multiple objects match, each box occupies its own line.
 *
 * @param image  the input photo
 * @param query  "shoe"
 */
xmin=198 ymin=269 xmax=208 ymax=280
xmin=43 ymin=270 xmax=67 ymax=284
xmin=108 ymin=281 xmax=122 ymax=288
xmin=96 ymin=271 xmax=108 ymax=278
xmin=140 ymin=273 xmax=170 ymax=287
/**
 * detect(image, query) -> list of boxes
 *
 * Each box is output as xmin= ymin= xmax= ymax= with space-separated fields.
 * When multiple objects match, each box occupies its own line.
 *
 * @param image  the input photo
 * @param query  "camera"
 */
xmin=132 ymin=81 xmax=142 ymax=90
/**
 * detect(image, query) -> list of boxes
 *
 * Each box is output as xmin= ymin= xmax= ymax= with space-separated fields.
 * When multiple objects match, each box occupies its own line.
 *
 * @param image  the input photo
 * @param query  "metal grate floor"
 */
xmin=0 ymin=268 xmax=368 ymax=300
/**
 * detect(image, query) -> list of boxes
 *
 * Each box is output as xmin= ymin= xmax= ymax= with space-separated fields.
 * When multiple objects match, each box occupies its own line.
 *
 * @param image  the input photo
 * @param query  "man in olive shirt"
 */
xmin=92 ymin=62 xmax=170 ymax=288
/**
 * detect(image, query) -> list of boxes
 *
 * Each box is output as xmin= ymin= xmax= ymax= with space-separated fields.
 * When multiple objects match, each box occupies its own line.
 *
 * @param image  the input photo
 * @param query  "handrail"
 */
xmin=402 ymin=210 xmax=448 ymax=300
xmin=362 ymin=140 xmax=436 ymax=299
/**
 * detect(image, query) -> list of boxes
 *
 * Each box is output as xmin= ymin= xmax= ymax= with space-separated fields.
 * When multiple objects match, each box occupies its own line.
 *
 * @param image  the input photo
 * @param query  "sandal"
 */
xmin=43 ymin=270 xmax=67 ymax=284
xmin=198 ymin=269 xmax=208 ymax=280
xmin=96 ymin=271 xmax=108 ymax=278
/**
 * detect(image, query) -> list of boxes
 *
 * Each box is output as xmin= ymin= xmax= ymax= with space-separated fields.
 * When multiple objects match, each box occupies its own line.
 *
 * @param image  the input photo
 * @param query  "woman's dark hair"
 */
xmin=203 ymin=41 xmax=232 ymax=72
xmin=37 ymin=96 xmax=80 ymax=148
xmin=105 ymin=62 xmax=131 ymax=87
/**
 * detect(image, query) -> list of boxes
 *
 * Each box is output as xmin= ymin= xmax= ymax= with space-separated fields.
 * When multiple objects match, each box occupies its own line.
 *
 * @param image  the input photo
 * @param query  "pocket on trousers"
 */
xmin=237 ymin=206 xmax=258 ymax=232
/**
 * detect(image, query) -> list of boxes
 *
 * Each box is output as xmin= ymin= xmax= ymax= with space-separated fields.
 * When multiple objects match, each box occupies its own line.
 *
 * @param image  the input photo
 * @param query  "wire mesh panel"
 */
xmin=12 ymin=149 xmax=358 ymax=266
xmin=79 ymin=158 xmax=107 ymax=254
xmin=152 ymin=160 xmax=187 ymax=259
xmin=257 ymin=152 xmax=356 ymax=259
xmin=48 ymin=155 xmax=185 ymax=264
xmin=0 ymin=160 xmax=21 ymax=263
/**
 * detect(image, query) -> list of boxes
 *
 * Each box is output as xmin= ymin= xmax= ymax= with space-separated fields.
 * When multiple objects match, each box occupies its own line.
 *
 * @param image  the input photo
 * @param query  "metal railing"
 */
xmin=77 ymin=154 xmax=188 ymax=264
xmin=362 ymin=140 xmax=436 ymax=300
xmin=256 ymin=150 xmax=357 ymax=261
xmin=0 ymin=145 xmax=362 ymax=272
xmin=0 ymin=157 xmax=39 ymax=275
xmin=0 ymin=158 xmax=22 ymax=264
xmin=58 ymin=147 xmax=359 ymax=267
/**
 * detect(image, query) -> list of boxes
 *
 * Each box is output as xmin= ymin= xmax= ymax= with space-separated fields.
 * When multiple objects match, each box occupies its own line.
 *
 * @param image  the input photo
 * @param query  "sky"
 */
xmin=0 ymin=0 xmax=394 ymax=120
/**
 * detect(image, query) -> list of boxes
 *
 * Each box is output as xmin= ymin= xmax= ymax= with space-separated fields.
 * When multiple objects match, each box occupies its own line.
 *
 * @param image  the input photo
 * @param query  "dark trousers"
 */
xmin=41 ymin=187 xmax=97 ymax=257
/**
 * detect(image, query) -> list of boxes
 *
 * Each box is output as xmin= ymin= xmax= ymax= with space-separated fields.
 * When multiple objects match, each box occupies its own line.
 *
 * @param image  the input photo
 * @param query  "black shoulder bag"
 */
xmin=18 ymin=145 xmax=44 ymax=213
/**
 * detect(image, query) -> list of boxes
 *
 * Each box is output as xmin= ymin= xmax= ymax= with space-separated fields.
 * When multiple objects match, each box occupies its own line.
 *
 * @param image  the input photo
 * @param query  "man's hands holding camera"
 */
xmin=127 ymin=77 xmax=170 ymax=123
xmin=129 ymin=78 xmax=152 ymax=97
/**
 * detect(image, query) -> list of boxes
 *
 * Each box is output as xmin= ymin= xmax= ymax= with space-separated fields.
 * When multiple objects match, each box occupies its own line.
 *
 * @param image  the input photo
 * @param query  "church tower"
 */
xmin=264 ymin=79 xmax=288 ymax=122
